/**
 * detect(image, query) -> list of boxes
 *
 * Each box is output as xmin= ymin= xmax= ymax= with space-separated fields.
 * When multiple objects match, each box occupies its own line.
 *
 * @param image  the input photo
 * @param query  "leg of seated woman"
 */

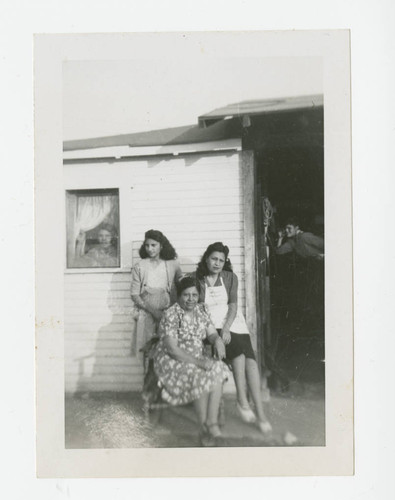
xmin=193 ymin=392 xmax=209 ymax=426
xmin=245 ymin=358 xmax=269 ymax=423
xmin=205 ymin=382 xmax=223 ymax=435
xmin=231 ymin=354 xmax=249 ymax=407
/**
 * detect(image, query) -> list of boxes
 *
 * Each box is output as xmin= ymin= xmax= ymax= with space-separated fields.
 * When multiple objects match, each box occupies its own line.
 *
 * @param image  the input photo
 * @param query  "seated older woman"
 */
xmin=153 ymin=276 xmax=229 ymax=446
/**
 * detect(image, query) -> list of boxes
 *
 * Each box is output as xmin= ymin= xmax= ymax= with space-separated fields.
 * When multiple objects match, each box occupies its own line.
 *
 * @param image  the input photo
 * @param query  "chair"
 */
xmin=140 ymin=336 xmax=169 ymax=424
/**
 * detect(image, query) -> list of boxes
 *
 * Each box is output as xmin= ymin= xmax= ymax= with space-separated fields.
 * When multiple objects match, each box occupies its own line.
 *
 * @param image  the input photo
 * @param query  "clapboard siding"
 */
xmin=68 ymin=381 xmax=144 ymax=392
xmin=64 ymin=150 xmax=245 ymax=393
xmin=127 ymin=198 xmax=241 ymax=209
xmin=64 ymin=272 xmax=140 ymax=392
xmin=131 ymin=205 xmax=242 ymax=216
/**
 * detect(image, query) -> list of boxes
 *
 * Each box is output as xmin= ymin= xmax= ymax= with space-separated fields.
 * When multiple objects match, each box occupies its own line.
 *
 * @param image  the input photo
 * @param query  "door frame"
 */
xmin=241 ymin=150 xmax=264 ymax=369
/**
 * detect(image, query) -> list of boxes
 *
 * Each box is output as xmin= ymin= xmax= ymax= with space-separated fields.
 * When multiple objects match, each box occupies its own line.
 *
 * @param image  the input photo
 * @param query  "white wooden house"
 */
xmin=63 ymin=95 xmax=323 ymax=394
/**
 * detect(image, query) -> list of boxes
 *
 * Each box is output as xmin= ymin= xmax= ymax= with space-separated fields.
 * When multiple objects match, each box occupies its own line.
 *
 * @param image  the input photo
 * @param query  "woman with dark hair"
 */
xmin=153 ymin=276 xmax=229 ymax=445
xmin=192 ymin=242 xmax=272 ymax=434
xmin=138 ymin=229 xmax=178 ymax=261
xmin=131 ymin=230 xmax=182 ymax=344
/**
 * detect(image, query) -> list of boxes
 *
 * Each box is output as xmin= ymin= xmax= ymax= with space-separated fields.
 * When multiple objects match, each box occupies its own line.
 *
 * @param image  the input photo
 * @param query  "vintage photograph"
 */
xmin=63 ymin=56 xmax=324 ymax=449
xmin=35 ymin=31 xmax=352 ymax=477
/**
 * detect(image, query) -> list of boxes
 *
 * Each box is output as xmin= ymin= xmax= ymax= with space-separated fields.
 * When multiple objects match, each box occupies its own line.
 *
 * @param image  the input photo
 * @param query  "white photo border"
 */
xmin=35 ymin=30 xmax=353 ymax=477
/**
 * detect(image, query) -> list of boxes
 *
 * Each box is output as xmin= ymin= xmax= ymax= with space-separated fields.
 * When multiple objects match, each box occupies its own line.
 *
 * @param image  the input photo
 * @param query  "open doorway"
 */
xmin=246 ymin=106 xmax=324 ymax=396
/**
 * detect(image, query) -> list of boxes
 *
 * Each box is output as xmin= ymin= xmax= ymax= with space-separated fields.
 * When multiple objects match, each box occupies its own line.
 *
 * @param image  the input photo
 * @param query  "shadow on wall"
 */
xmin=74 ymin=272 xmax=142 ymax=395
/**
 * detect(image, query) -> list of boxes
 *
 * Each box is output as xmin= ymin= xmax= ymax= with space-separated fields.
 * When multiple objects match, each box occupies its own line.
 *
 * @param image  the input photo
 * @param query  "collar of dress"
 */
xmin=205 ymin=272 xmax=222 ymax=286
xmin=173 ymin=303 xmax=185 ymax=316
xmin=173 ymin=302 xmax=203 ymax=318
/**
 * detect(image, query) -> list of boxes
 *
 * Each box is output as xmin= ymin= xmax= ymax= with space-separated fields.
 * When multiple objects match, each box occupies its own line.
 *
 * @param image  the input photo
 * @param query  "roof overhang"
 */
xmin=63 ymin=138 xmax=242 ymax=162
xmin=198 ymin=94 xmax=323 ymax=128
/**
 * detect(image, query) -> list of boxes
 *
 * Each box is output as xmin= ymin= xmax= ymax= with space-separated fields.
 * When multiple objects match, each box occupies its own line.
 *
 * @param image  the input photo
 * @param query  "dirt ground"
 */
xmin=65 ymin=383 xmax=325 ymax=449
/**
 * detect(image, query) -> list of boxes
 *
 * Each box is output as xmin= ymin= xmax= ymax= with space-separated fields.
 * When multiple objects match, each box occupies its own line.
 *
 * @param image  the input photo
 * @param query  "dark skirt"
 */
xmin=217 ymin=330 xmax=256 ymax=363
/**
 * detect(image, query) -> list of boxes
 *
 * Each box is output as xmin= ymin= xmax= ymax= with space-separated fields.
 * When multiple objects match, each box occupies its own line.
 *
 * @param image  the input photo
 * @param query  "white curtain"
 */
xmin=67 ymin=194 xmax=113 ymax=263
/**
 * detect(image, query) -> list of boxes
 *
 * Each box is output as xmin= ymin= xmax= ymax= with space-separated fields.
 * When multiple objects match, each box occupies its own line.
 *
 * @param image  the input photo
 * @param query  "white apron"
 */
xmin=204 ymin=276 xmax=250 ymax=334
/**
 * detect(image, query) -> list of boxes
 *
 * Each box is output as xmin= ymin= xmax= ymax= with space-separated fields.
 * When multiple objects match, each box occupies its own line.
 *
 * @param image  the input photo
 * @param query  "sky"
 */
xmin=63 ymin=56 xmax=322 ymax=141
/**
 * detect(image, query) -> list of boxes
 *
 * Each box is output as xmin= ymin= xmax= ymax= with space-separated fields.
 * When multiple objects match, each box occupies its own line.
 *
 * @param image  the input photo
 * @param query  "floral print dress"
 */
xmin=153 ymin=303 xmax=229 ymax=405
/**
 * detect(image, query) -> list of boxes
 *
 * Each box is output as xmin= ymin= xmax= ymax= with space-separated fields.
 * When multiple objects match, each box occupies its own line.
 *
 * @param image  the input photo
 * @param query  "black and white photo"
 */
xmin=35 ymin=31 xmax=353 ymax=477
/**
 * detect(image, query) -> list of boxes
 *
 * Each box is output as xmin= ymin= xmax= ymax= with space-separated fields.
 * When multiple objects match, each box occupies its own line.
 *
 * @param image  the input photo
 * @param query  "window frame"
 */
xmin=65 ymin=187 xmax=121 ymax=272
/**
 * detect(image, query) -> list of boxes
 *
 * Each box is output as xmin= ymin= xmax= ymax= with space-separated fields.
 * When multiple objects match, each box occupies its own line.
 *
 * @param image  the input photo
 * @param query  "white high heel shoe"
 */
xmin=236 ymin=402 xmax=257 ymax=423
xmin=258 ymin=420 xmax=273 ymax=434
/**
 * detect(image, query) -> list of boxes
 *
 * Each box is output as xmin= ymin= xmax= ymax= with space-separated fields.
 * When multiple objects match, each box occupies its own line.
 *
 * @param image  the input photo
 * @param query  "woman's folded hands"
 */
xmin=197 ymin=358 xmax=215 ymax=371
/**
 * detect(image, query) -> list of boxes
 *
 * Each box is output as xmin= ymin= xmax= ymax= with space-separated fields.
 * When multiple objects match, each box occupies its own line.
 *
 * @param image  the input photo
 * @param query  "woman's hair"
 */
xmin=176 ymin=276 xmax=201 ymax=297
xmin=139 ymin=229 xmax=178 ymax=260
xmin=196 ymin=242 xmax=233 ymax=279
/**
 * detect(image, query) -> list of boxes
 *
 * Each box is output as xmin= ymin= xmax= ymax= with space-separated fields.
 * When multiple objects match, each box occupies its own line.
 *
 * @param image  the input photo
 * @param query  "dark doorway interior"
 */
xmin=244 ymin=107 xmax=324 ymax=393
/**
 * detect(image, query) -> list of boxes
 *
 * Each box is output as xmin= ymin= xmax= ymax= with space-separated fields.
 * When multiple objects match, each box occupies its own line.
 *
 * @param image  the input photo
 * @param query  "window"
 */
xmin=66 ymin=188 xmax=120 ymax=268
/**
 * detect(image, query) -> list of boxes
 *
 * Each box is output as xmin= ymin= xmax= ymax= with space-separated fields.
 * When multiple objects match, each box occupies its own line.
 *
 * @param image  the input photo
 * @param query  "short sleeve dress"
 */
xmin=153 ymin=303 xmax=229 ymax=405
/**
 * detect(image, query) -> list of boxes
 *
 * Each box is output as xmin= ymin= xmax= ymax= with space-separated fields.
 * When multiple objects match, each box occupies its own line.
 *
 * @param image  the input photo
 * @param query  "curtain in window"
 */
xmin=67 ymin=194 xmax=114 ymax=264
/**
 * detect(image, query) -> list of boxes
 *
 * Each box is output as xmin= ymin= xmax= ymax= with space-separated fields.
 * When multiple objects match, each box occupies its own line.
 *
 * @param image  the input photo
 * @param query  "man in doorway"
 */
xmin=271 ymin=217 xmax=325 ymax=393
xmin=276 ymin=217 xmax=324 ymax=260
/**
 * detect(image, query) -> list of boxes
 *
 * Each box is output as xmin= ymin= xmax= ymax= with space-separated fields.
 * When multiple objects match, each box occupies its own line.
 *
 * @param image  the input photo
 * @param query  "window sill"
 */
xmin=64 ymin=267 xmax=130 ymax=274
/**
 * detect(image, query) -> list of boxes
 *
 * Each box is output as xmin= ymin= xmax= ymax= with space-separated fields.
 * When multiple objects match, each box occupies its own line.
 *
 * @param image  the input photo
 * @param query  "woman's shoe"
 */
xmin=206 ymin=423 xmax=224 ymax=447
xmin=199 ymin=424 xmax=215 ymax=447
xmin=236 ymin=402 xmax=257 ymax=423
xmin=257 ymin=419 xmax=273 ymax=434
xmin=207 ymin=423 xmax=222 ymax=438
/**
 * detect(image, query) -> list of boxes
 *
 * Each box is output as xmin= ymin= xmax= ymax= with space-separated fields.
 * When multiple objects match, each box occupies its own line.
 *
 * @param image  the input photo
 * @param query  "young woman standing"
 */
xmin=131 ymin=229 xmax=182 ymax=344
